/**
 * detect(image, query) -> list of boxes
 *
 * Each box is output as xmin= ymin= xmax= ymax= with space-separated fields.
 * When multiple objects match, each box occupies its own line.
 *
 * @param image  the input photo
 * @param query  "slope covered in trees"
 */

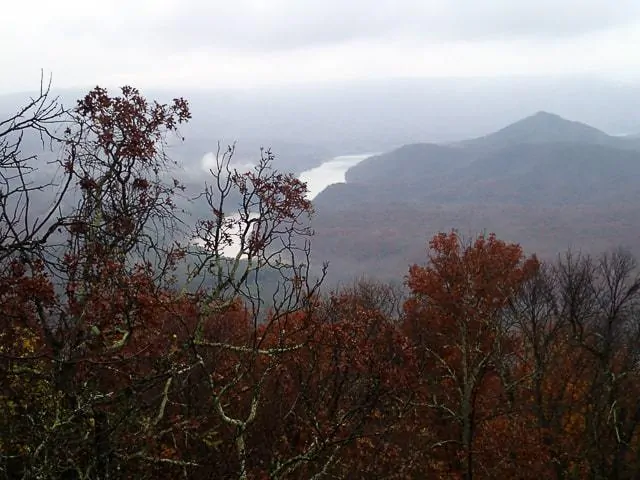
xmin=320 ymin=111 xmax=640 ymax=207
xmin=2 ymin=85 xmax=640 ymax=479
xmin=311 ymin=111 xmax=640 ymax=284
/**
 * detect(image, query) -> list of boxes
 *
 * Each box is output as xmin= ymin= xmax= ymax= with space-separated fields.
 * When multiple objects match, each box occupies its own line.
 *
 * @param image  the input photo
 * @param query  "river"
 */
xmin=193 ymin=152 xmax=376 ymax=257
xmin=298 ymin=153 xmax=377 ymax=200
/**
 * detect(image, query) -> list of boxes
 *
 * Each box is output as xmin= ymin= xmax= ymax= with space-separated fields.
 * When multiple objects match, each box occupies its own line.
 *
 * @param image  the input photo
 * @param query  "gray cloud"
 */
xmin=3 ymin=0 xmax=640 ymax=93
xmin=100 ymin=0 xmax=640 ymax=52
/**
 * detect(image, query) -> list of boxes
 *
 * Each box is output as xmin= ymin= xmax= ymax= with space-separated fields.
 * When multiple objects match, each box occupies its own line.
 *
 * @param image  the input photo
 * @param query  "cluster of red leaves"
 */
xmin=75 ymin=86 xmax=190 ymax=162
xmin=0 ymin=259 xmax=53 ymax=356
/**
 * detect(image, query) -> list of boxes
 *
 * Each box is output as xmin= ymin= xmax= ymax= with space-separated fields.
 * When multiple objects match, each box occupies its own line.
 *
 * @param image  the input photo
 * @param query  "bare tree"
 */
xmin=566 ymin=248 xmax=640 ymax=478
xmin=510 ymin=249 xmax=640 ymax=478
xmin=182 ymin=144 xmax=330 ymax=478
xmin=0 ymin=72 xmax=71 ymax=263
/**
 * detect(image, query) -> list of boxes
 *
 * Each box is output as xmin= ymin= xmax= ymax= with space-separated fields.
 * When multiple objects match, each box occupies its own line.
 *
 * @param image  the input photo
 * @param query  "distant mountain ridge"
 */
xmin=458 ymin=111 xmax=621 ymax=150
xmin=330 ymin=111 xmax=640 ymax=205
xmin=310 ymin=112 xmax=640 ymax=284
xmin=344 ymin=143 xmax=474 ymax=185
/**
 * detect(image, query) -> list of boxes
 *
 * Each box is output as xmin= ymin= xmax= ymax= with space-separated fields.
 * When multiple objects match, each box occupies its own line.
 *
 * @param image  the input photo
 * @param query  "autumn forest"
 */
xmin=2 ymin=84 xmax=640 ymax=479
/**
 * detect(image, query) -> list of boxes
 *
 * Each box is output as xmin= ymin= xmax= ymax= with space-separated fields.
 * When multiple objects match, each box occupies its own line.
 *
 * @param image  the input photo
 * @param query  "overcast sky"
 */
xmin=3 ymin=0 xmax=640 ymax=94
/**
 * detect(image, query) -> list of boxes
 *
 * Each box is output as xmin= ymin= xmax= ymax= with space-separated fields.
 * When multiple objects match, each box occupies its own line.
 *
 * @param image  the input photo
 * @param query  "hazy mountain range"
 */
xmin=5 ymin=76 xmax=640 ymax=171
xmin=322 ymin=111 xmax=640 ymax=207
xmin=311 ymin=111 xmax=640 ymax=284
xmin=4 ymin=78 xmax=640 ymax=286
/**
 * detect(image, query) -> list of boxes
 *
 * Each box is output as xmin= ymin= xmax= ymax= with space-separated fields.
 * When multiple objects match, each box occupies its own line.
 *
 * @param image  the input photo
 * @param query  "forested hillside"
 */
xmin=312 ymin=111 xmax=640 ymax=285
xmin=2 ymin=85 xmax=640 ymax=479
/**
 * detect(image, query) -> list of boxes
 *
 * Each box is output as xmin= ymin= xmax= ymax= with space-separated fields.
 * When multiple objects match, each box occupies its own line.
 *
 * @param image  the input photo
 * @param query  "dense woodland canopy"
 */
xmin=2 ymin=83 xmax=640 ymax=479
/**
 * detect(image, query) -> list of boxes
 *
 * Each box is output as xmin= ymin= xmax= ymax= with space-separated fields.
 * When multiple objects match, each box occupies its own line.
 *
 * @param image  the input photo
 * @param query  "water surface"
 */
xmin=299 ymin=153 xmax=377 ymax=200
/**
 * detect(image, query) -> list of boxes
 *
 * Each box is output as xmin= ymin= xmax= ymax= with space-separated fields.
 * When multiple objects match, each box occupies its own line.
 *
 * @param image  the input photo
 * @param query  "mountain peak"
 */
xmin=521 ymin=110 xmax=584 ymax=126
xmin=462 ymin=111 xmax=611 ymax=150
xmin=531 ymin=110 xmax=561 ymax=118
